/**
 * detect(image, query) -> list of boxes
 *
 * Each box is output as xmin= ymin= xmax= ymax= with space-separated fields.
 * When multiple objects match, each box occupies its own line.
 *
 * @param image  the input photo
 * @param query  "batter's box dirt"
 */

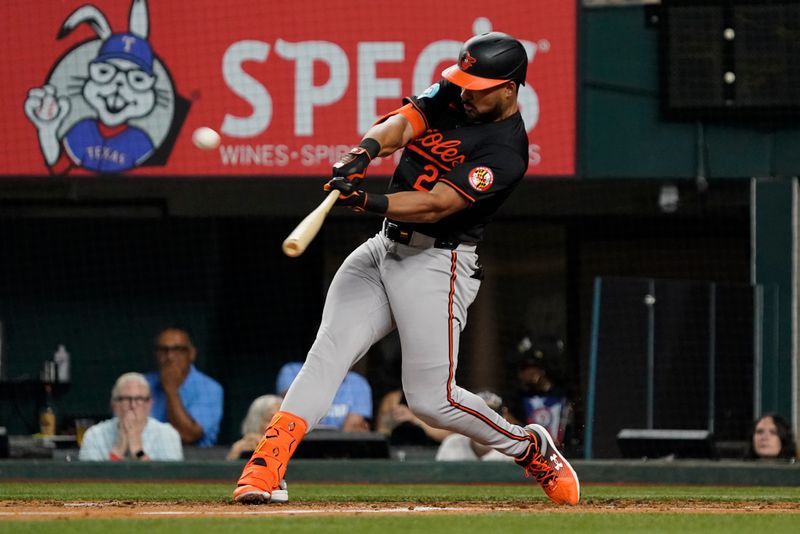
xmin=1 ymin=500 xmax=799 ymax=519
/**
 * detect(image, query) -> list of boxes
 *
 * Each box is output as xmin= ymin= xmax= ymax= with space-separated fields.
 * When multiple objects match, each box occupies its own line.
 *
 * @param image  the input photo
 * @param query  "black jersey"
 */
xmin=385 ymin=79 xmax=529 ymax=243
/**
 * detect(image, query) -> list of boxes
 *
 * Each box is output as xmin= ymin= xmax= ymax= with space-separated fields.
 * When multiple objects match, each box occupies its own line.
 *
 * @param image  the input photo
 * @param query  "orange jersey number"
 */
xmin=413 ymin=164 xmax=439 ymax=191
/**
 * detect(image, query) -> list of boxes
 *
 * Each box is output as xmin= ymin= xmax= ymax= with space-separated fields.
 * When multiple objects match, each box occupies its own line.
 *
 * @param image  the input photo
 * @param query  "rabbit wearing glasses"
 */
xmin=25 ymin=0 xmax=175 ymax=173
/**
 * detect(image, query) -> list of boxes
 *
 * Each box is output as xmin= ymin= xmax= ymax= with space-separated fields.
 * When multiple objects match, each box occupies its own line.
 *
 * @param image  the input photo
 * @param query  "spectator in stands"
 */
xmin=277 ymin=362 xmax=371 ymax=432
xmin=435 ymin=390 xmax=511 ymax=462
xmin=744 ymin=413 xmax=797 ymax=461
xmin=504 ymin=333 xmax=573 ymax=447
xmin=145 ymin=326 xmax=223 ymax=447
xmin=226 ymin=394 xmax=283 ymax=460
xmin=377 ymin=389 xmax=451 ymax=445
xmin=79 ymin=372 xmax=183 ymax=461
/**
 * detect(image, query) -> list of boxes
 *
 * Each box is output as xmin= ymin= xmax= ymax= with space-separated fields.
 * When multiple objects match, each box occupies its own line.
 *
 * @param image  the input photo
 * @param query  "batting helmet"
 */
xmin=442 ymin=32 xmax=527 ymax=90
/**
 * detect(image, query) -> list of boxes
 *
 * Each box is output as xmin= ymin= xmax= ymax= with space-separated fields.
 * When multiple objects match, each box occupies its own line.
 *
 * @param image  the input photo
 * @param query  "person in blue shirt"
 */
xmin=145 ymin=326 xmax=223 ymax=447
xmin=277 ymin=362 xmax=371 ymax=432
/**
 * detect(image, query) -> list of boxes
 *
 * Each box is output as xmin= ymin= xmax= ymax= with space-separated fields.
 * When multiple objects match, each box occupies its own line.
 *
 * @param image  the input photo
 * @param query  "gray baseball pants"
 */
xmin=281 ymin=231 xmax=534 ymax=458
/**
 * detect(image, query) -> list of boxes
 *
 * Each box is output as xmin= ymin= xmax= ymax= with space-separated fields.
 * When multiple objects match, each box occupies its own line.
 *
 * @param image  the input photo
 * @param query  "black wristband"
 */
xmin=363 ymin=193 xmax=389 ymax=214
xmin=358 ymin=138 xmax=381 ymax=160
xmin=135 ymin=449 xmax=146 ymax=459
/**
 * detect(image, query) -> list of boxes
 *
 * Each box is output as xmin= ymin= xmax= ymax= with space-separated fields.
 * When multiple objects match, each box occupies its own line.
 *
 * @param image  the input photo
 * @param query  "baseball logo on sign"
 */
xmin=468 ymin=166 xmax=494 ymax=192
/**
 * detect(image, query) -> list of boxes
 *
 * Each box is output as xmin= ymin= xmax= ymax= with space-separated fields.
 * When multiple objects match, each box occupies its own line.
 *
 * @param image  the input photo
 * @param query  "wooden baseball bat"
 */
xmin=282 ymin=189 xmax=341 ymax=257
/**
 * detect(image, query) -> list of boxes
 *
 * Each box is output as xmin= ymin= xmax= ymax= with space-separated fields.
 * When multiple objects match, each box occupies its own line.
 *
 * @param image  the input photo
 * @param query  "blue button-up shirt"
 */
xmin=277 ymin=362 xmax=371 ymax=429
xmin=146 ymin=365 xmax=223 ymax=447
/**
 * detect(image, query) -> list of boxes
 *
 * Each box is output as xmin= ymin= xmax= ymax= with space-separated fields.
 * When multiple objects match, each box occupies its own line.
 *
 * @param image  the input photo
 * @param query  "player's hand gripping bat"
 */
xmin=281 ymin=189 xmax=341 ymax=257
xmin=283 ymin=140 xmax=377 ymax=257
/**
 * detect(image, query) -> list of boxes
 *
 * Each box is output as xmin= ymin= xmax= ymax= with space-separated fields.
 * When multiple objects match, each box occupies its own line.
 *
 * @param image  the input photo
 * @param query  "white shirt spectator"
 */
xmin=79 ymin=416 xmax=183 ymax=461
xmin=435 ymin=433 xmax=511 ymax=462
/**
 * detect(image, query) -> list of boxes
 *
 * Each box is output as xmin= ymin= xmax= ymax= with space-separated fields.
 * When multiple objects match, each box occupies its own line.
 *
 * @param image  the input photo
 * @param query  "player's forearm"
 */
xmin=385 ymin=184 xmax=468 ymax=223
xmin=385 ymin=191 xmax=447 ymax=222
xmin=362 ymin=114 xmax=414 ymax=157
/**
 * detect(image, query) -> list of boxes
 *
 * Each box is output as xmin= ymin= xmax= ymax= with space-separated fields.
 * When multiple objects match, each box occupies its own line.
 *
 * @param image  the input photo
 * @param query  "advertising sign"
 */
xmin=1 ymin=0 xmax=575 ymax=176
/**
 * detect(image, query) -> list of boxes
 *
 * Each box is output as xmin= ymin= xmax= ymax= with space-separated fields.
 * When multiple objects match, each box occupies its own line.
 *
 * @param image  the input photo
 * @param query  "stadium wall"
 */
xmin=0 ymin=2 xmax=796 ymax=450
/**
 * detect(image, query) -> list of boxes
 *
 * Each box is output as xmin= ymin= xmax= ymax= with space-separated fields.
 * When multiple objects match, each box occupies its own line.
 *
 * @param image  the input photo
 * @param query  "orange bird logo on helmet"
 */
xmin=460 ymin=51 xmax=477 ymax=71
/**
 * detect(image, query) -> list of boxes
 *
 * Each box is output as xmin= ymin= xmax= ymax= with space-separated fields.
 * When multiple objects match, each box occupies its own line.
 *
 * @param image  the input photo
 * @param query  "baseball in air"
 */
xmin=192 ymin=127 xmax=221 ymax=150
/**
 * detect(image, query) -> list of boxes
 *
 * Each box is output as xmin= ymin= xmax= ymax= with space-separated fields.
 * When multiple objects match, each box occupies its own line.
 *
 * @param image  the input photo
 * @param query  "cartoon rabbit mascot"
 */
xmin=24 ymin=0 xmax=171 ymax=174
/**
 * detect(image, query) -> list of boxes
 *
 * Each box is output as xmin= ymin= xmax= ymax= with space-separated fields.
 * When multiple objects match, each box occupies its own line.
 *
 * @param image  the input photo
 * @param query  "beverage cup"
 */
xmin=75 ymin=418 xmax=94 ymax=446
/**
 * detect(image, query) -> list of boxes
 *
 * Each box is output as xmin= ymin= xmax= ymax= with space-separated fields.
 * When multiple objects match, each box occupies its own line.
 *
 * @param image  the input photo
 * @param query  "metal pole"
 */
xmin=753 ymin=284 xmax=763 ymax=419
xmin=646 ymin=279 xmax=656 ymax=429
xmin=584 ymin=277 xmax=603 ymax=460
xmin=708 ymin=283 xmax=717 ymax=434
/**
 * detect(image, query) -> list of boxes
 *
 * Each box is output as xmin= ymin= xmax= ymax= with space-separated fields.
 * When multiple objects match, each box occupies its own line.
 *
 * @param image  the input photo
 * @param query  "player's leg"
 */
xmin=386 ymin=246 xmax=530 ymax=455
xmin=234 ymin=235 xmax=394 ymax=503
xmin=281 ymin=235 xmax=395 ymax=428
xmin=387 ymin=245 xmax=579 ymax=505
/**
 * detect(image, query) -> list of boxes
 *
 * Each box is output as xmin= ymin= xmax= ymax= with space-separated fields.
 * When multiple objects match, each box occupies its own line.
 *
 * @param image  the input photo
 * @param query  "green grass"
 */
xmin=2 ymin=481 xmax=800 ymax=502
xmin=2 ymin=513 xmax=800 ymax=534
xmin=1 ymin=515 xmax=800 ymax=534
xmin=1 ymin=482 xmax=798 ymax=533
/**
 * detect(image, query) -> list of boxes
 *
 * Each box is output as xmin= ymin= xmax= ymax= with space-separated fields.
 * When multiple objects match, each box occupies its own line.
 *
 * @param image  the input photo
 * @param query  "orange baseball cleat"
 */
xmin=515 ymin=424 xmax=580 ymax=506
xmin=233 ymin=411 xmax=307 ymax=504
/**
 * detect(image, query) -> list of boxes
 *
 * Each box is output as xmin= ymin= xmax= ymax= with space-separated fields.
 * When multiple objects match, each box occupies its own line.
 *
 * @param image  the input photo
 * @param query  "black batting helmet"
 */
xmin=442 ymin=32 xmax=528 ymax=90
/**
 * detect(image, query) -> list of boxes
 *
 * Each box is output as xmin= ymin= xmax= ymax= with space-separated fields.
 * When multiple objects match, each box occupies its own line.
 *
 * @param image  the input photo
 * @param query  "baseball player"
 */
xmin=233 ymin=32 xmax=580 ymax=506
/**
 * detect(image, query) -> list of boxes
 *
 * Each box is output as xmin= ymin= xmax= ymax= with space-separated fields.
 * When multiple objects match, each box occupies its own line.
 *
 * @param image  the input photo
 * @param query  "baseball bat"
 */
xmin=282 ymin=189 xmax=341 ymax=257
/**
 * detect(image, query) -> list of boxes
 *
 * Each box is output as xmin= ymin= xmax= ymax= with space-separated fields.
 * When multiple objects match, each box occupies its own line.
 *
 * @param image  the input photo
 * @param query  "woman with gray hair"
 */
xmin=226 ymin=395 xmax=283 ymax=460
xmin=78 ymin=372 xmax=183 ymax=461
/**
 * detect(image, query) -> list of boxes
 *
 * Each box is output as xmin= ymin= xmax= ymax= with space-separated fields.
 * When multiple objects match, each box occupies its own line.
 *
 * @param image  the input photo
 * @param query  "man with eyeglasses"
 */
xmin=145 ymin=326 xmax=223 ymax=447
xmin=79 ymin=372 xmax=182 ymax=461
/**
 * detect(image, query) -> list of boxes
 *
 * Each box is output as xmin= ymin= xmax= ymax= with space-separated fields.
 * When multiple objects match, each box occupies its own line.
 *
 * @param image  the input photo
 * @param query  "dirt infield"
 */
xmin=2 ymin=499 xmax=798 ymax=519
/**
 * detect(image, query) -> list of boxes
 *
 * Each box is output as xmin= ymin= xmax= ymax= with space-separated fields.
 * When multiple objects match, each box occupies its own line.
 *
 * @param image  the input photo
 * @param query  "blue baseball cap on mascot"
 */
xmin=93 ymin=33 xmax=154 ymax=75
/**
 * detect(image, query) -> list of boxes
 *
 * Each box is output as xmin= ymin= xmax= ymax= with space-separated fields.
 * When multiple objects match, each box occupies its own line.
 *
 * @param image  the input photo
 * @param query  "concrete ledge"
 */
xmin=1 ymin=459 xmax=798 ymax=486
